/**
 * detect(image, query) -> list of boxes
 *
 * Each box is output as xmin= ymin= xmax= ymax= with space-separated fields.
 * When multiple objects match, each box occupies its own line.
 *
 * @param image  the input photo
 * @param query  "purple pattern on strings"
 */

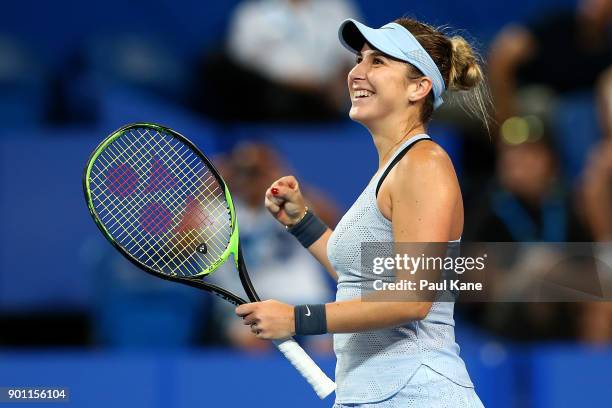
xmin=106 ymin=163 xmax=139 ymax=198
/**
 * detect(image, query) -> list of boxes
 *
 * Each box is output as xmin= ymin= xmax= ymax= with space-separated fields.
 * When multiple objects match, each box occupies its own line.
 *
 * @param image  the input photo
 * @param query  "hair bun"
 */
xmin=448 ymin=36 xmax=483 ymax=91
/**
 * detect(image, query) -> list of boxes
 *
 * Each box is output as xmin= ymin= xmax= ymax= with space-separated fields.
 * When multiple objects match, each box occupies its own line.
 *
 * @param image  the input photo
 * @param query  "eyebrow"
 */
xmin=357 ymin=50 xmax=387 ymax=58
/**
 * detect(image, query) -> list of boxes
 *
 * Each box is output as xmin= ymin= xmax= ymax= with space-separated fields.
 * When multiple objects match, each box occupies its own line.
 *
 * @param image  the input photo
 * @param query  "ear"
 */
xmin=406 ymin=77 xmax=434 ymax=105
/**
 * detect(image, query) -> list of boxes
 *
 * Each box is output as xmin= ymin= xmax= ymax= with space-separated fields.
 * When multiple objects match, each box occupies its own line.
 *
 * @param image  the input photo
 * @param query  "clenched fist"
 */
xmin=264 ymin=175 xmax=307 ymax=227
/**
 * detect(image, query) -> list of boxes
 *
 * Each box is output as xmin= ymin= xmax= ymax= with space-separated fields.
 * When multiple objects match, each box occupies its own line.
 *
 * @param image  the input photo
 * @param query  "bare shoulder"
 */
xmin=385 ymin=139 xmax=460 ymax=208
xmin=395 ymin=140 xmax=457 ymax=180
xmin=377 ymin=139 xmax=464 ymax=238
xmin=380 ymin=139 xmax=460 ymax=218
xmin=385 ymin=139 xmax=464 ymax=241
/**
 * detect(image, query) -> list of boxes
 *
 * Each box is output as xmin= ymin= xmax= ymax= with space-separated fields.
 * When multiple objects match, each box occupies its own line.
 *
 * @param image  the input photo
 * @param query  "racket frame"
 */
xmin=82 ymin=122 xmax=256 ymax=305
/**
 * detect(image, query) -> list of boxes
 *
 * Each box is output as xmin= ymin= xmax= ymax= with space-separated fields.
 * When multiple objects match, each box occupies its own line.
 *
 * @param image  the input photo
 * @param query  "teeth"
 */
xmin=355 ymin=90 xmax=373 ymax=98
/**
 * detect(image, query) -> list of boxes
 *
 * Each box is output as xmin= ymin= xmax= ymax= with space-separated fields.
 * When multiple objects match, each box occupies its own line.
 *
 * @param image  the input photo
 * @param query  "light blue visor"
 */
xmin=338 ymin=19 xmax=445 ymax=109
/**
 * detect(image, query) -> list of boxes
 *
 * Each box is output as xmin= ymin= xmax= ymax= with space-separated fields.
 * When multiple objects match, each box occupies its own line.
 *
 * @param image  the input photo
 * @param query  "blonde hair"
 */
xmin=394 ymin=17 xmax=493 ymax=133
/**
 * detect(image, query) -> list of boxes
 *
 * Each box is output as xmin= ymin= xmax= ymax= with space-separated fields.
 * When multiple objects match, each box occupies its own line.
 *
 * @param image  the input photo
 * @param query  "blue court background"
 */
xmin=2 ymin=342 xmax=611 ymax=407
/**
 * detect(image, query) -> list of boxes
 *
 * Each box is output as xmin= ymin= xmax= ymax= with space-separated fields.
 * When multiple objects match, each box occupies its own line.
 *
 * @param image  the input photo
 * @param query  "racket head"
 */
xmin=83 ymin=123 xmax=240 ymax=279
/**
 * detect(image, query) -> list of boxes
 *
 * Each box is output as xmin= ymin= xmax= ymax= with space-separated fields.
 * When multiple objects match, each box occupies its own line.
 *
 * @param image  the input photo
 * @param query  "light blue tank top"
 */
xmin=327 ymin=134 xmax=473 ymax=404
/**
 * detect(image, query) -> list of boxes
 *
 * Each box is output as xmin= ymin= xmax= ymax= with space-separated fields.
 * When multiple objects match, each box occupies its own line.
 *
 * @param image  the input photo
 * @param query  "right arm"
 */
xmin=488 ymin=25 xmax=536 ymax=123
xmin=264 ymin=176 xmax=338 ymax=281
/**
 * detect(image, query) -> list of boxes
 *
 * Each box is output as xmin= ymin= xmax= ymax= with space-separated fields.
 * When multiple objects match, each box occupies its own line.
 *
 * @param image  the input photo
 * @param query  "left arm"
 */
xmin=237 ymin=145 xmax=462 ymax=339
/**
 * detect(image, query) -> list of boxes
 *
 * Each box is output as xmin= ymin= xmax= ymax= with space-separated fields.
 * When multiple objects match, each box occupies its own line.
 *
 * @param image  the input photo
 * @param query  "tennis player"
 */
xmin=237 ymin=17 xmax=489 ymax=407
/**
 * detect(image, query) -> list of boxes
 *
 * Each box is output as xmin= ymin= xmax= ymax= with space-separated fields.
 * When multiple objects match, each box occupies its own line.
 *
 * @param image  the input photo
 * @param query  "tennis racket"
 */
xmin=82 ymin=123 xmax=336 ymax=399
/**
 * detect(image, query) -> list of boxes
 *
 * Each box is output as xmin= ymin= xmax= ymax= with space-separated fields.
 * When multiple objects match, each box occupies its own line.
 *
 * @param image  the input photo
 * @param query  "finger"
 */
xmin=273 ymin=175 xmax=298 ymax=190
xmin=235 ymin=303 xmax=256 ymax=317
xmin=242 ymin=315 xmax=258 ymax=325
xmin=264 ymin=197 xmax=280 ymax=213
xmin=265 ymin=190 xmax=285 ymax=206
xmin=252 ymin=325 xmax=267 ymax=338
xmin=272 ymin=184 xmax=299 ymax=202
xmin=278 ymin=175 xmax=298 ymax=188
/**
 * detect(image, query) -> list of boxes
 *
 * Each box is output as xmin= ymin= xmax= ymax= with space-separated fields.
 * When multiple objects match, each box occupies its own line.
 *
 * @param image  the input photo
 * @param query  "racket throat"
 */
xmin=237 ymin=246 xmax=261 ymax=302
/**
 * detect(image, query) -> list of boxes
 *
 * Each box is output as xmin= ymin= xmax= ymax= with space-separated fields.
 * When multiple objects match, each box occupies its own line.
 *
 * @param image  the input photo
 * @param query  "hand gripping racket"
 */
xmin=83 ymin=123 xmax=336 ymax=399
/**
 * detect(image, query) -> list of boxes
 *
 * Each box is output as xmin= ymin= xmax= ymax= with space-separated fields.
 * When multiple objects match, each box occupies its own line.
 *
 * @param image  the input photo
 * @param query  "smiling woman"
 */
xmin=343 ymin=17 xmax=491 ymax=132
xmin=236 ymin=16 xmax=492 ymax=408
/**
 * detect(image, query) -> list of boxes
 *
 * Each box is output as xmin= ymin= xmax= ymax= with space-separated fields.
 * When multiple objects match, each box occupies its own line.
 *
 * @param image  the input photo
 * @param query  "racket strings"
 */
xmin=93 ymin=159 xmax=226 ymax=277
xmin=118 ymin=129 xmax=231 ymax=267
xmin=88 ymin=127 xmax=232 ymax=277
xmin=125 ymin=128 xmax=231 ymax=262
xmin=91 ymin=135 xmax=206 ymax=273
xmin=93 ymin=130 xmax=230 ymax=278
xmin=91 ymin=132 xmax=209 ymax=256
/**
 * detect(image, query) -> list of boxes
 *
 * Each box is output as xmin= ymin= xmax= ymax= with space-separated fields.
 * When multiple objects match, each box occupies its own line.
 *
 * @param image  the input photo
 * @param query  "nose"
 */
xmin=348 ymin=59 xmax=366 ymax=84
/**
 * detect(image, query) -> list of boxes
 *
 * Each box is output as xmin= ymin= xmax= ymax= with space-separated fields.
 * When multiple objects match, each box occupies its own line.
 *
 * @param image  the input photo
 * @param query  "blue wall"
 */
xmin=0 ymin=0 xmax=577 ymax=67
xmin=1 ymin=344 xmax=610 ymax=408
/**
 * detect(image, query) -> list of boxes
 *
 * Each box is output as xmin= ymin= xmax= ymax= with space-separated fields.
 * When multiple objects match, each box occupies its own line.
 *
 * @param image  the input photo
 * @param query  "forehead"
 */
xmin=358 ymin=43 xmax=382 ymax=56
xmin=357 ymin=43 xmax=405 ymax=65
xmin=356 ymin=43 xmax=412 ymax=76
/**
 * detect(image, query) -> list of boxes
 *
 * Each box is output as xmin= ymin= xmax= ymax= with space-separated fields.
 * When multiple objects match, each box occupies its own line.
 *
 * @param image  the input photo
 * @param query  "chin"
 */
xmin=348 ymin=106 xmax=370 ymax=123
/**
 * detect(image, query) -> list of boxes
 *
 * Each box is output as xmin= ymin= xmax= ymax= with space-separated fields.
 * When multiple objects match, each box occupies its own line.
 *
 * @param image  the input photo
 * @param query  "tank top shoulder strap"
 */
xmin=375 ymin=134 xmax=431 ymax=198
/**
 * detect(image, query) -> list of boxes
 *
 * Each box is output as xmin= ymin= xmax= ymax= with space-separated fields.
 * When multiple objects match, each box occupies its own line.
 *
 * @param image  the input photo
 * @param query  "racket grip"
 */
xmin=273 ymin=338 xmax=336 ymax=399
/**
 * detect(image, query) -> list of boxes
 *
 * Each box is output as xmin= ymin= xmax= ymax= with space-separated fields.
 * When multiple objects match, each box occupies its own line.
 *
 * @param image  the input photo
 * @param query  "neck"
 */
xmin=366 ymin=114 xmax=427 ymax=168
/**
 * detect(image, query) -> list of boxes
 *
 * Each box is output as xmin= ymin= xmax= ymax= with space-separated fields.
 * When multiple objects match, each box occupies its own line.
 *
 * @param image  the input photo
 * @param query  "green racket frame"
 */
xmin=83 ymin=123 xmax=258 ymax=306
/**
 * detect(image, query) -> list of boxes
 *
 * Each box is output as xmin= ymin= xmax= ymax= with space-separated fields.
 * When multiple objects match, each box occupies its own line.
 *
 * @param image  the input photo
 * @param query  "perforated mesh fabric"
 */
xmin=332 ymin=365 xmax=484 ymax=408
xmin=327 ymin=135 xmax=474 ymax=404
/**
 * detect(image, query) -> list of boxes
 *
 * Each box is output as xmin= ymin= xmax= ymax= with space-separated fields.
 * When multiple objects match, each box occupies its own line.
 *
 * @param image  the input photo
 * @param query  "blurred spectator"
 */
xmin=582 ymin=140 xmax=612 ymax=240
xmin=208 ymin=142 xmax=338 ymax=351
xmin=463 ymin=125 xmax=590 ymax=341
xmin=468 ymin=132 xmax=588 ymax=243
xmin=190 ymin=0 xmax=360 ymax=122
xmin=488 ymin=0 xmax=612 ymax=124
xmin=583 ymin=67 xmax=612 ymax=242
xmin=597 ymin=66 xmax=612 ymax=139
xmin=579 ymin=66 xmax=612 ymax=345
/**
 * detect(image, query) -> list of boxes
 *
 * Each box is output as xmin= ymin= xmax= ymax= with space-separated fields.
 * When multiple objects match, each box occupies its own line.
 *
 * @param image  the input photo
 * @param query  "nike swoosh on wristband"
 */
xmin=305 ymin=305 xmax=311 ymax=317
